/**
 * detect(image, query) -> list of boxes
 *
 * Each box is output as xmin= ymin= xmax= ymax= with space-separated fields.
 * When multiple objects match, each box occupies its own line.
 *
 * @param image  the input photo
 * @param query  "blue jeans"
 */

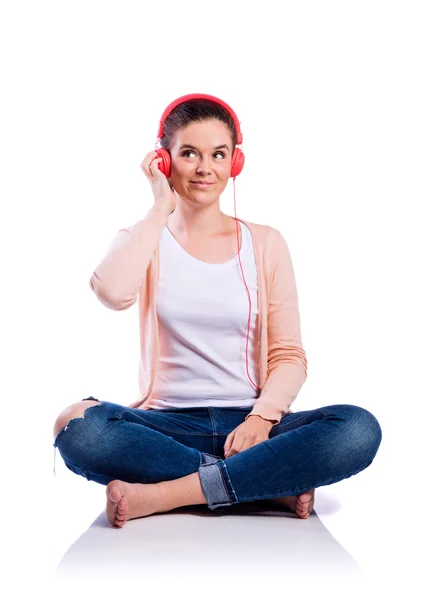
xmin=53 ymin=399 xmax=382 ymax=510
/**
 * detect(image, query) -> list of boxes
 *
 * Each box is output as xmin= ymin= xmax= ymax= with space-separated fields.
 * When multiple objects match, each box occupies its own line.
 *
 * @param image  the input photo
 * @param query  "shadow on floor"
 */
xmin=55 ymin=496 xmax=365 ymax=587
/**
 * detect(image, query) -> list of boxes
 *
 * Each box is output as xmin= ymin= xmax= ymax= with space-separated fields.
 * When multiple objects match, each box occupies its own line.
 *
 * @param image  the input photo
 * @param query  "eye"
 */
xmin=181 ymin=150 xmax=226 ymax=159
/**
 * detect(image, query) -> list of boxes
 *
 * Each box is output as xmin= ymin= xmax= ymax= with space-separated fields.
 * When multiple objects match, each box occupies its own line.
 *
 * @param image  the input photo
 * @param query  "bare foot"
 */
xmin=268 ymin=488 xmax=315 ymax=519
xmin=106 ymin=480 xmax=162 ymax=528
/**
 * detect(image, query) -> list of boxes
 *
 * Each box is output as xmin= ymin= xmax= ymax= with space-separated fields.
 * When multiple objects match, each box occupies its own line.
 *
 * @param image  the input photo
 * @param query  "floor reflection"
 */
xmin=55 ymin=498 xmax=365 ymax=586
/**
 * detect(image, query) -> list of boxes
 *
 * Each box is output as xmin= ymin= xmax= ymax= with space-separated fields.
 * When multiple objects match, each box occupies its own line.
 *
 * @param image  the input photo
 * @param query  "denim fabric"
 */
xmin=53 ymin=398 xmax=382 ymax=510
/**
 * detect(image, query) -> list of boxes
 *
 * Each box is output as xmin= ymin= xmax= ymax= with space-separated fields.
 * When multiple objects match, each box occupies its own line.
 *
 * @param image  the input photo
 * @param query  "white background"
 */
xmin=1 ymin=0 xmax=431 ymax=595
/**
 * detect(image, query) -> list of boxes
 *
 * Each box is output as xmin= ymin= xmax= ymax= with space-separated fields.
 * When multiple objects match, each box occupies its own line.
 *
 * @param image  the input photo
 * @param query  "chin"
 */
xmin=187 ymin=188 xmax=218 ymax=199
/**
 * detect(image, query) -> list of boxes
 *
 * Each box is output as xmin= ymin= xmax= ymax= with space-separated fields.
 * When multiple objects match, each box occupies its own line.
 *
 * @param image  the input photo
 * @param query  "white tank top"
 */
xmin=148 ymin=220 xmax=260 ymax=409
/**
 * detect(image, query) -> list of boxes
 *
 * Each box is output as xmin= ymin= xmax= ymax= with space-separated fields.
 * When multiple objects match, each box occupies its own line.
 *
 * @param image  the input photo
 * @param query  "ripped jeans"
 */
xmin=53 ymin=399 xmax=382 ymax=510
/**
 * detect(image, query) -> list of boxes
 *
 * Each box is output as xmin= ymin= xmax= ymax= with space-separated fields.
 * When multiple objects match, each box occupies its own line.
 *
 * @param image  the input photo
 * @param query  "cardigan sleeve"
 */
xmin=88 ymin=206 xmax=169 ymax=310
xmin=246 ymin=230 xmax=308 ymax=424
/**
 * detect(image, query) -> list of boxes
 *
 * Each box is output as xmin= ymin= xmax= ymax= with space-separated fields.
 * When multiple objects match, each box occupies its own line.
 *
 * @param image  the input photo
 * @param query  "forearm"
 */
xmin=89 ymin=206 xmax=169 ymax=310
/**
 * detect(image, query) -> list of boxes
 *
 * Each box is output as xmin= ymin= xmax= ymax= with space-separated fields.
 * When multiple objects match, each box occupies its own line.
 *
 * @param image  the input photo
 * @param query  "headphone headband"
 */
xmin=156 ymin=93 xmax=243 ymax=145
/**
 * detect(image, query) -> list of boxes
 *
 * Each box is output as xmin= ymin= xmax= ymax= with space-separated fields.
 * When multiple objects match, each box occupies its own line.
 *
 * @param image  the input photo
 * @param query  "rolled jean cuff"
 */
xmin=198 ymin=453 xmax=239 ymax=510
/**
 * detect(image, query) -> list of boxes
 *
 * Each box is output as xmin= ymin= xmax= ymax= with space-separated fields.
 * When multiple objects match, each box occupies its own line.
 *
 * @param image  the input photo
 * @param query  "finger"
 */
xmin=149 ymin=157 xmax=162 ymax=176
xmin=140 ymin=151 xmax=158 ymax=174
xmin=142 ymin=155 xmax=161 ymax=179
xmin=224 ymin=433 xmax=233 ymax=455
xmin=140 ymin=150 xmax=157 ymax=167
xmin=237 ymin=437 xmax=250 ymax=453
xmin=224 ymin=441 xmax=234 ymax=456
xmin=142 ymin=151 xmax=157 ymax=165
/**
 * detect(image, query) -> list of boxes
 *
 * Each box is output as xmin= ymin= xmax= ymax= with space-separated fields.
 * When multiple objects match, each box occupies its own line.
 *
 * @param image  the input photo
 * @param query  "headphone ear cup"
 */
xmin=155 ymin=148 xmax=171 ymax=178
xmin=230 ymin=148 xmax=245 ymax=178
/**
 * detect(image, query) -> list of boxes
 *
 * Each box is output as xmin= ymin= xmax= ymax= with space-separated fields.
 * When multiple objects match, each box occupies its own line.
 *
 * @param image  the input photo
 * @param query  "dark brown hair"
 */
xmin=160 ymin=99 xmax=237 ymax=153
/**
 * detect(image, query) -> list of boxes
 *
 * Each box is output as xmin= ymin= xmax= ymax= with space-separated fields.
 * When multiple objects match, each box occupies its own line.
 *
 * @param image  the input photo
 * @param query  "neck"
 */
xmin=168 ymin=202 xmax=229 ymax=238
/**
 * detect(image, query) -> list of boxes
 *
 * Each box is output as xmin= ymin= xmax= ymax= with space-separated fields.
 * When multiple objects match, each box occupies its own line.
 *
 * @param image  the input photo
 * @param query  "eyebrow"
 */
xmin=179 ymin=143 xmax=230 ymax=151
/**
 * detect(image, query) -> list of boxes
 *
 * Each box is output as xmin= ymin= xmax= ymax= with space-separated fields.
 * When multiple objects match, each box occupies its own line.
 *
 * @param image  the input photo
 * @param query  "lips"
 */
xmin=190 ymin=181 xmax=214 ymax=188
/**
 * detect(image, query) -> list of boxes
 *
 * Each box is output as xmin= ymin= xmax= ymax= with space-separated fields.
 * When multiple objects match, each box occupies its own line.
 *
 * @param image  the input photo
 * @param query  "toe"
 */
xmin=117 ymin=498 xmax=127 ymax=519
xmin=296 ymin=490 xmax=314 ymax=519
xmin=298 ymin=491 xmax=312 ymax=502
xmin=107 ymin=481 xmax=123 ymax=503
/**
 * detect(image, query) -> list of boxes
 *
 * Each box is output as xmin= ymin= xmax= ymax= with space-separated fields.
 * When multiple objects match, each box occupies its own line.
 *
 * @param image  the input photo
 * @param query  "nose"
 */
xmin=196 ymin=155 xmax=212 ymax=174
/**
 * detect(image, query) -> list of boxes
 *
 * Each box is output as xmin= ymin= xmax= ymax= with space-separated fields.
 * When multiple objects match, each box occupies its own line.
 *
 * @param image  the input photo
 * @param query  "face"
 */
xmin=169 ymin=118 xmax=233 ymax=204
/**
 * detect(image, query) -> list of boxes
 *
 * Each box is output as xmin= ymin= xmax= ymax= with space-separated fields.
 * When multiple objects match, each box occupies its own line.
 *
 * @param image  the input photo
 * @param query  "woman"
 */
xmin=53 ymin=94 xmax=382 ymax=528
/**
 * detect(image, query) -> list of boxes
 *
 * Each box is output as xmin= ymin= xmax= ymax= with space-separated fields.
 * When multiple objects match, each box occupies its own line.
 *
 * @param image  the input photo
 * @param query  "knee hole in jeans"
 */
xmin=53 ymin=400 xmax=102 ymax=441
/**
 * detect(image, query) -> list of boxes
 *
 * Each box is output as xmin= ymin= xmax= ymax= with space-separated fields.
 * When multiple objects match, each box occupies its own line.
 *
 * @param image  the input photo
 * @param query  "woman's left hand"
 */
xmin=224 ymin=417 xmax=274 ymax=459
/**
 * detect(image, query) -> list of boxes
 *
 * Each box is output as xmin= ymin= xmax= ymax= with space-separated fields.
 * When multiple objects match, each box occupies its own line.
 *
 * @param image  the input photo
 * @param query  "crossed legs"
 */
xmin=53 ymin=400 xmax=315 ymax=528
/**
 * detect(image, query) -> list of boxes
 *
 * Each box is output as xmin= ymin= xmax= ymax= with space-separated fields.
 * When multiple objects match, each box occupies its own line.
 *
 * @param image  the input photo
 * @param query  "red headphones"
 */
xmin=155 ymin=93 xmax=245 ymax=179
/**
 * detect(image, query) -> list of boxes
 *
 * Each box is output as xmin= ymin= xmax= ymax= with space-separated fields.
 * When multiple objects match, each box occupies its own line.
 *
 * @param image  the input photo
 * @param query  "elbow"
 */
xmin=88 ymin=275 xmax=136 ymax=311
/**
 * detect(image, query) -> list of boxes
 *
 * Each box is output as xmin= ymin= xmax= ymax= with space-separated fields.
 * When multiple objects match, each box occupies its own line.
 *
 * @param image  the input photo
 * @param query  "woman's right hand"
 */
xmin=140 ymin=151 xmax=176 ymax=215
